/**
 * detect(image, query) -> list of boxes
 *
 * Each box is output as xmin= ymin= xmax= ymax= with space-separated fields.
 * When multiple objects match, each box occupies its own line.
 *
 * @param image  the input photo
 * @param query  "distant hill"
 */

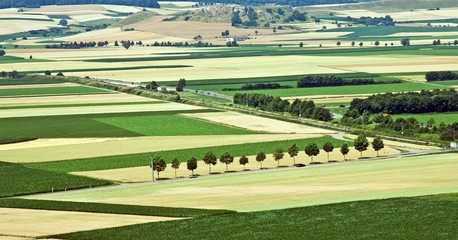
xmin=170 ymin=5 xmax=309 ymax=27
xmin=0 ymin=0 xmax=159 ymax=9
xmin=303 ymin=0 xmax=458 ymax=12
xmin=164 ymin=0 xmax=379 ymax=7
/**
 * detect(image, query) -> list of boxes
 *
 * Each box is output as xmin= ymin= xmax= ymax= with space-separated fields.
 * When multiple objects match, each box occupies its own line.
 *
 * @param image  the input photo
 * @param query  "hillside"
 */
xmin=171 ymin=5 xmax=309 ymax=27
xmin=302 ymin=0 xmax=458 ymax=12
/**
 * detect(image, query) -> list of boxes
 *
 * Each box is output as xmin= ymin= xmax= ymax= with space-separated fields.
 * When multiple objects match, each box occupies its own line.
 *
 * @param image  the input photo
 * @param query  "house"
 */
xmin=226 ymin=36 xmax=250 ymax=42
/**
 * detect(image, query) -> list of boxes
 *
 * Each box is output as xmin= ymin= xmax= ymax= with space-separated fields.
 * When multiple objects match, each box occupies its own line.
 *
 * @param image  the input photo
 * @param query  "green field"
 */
xmin=214 ymin=82 xmax=448 ymax=97
xmin=48 ymin=197 xmax=457 ymax=240
xmin=0 ymin=198 xmax=234 ymax=218
xmin=26 ymin=136 xmax=349 ymax=172
xmin=0 ymin=86 xmax=109 ymax=96
xmin=0 ymin=110 xmax=254 ymax=139
xmin=0 ymin=161 xmax=110 ymax=197
xmin=0 ymin=77 xmax=64 ymax=85
xmin=392 ymin=112 xmax=458 ymax=126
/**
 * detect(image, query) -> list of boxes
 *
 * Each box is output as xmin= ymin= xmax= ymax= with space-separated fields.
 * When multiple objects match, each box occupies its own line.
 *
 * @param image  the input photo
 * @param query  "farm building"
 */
xmin=226 ymin=36 xmax=250 ymax=42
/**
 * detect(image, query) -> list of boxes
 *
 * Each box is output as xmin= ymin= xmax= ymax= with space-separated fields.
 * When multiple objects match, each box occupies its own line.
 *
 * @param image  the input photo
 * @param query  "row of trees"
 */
xmin=0 ymin=0 xmax=159 ymax=9
xmin=222 ymin=83 xmax=292 ymax=91
xmin=233 ymin=93 xmax=332 ymax=121
xmin=45 ymin=41 xmax=108 ymax=49
xmin=152 ymin=136 xmax=385 ymax=178
xmin=432 ymin=39 xmax=458 ymax=46
xmin=344 ymin=15 xmax=394 ymax=26
xmin=347 ymin=89 xmax=457 ymax=115
xmin=425 ymin=71 xmax=458 ymax=82
xmin=297 ymin=75 xmax=400 ymax=88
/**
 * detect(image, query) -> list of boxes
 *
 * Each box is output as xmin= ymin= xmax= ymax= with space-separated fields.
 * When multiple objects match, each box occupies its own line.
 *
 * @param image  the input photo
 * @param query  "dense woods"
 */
xmin=345 ymin=15 xmax=394 ymax=26
xmin=0 ymin=0 xmax=159 ymax=9
xmin=425 ymin=71 xmax=458 ymax=82
xmin=346 ymin=89 xmax=457 ymax=115
xmin=297 ymin=75 xmax=401 ymax=88
xmin=223 ymin=83 xmax=292 ymax=91
xmin=234 ymin=93 xmax=332 ymax=121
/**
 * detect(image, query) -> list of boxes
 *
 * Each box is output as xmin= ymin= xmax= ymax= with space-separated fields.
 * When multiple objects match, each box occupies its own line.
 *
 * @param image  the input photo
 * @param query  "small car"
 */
xmin=295 ymin=163 xmax=306 ymax=167
xmin=339 ymin=105 xmax=346 ymax=108
xmin=189 ymin=175 xmax=198 ymax=178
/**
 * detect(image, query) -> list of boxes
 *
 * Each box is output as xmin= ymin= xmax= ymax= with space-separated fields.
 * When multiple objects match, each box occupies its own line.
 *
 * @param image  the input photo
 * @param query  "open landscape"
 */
xmin=0 ymin=0 xmax=457 ymax=239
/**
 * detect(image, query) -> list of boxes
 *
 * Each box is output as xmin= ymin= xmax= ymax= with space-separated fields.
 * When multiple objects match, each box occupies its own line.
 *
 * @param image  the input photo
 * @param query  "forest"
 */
xmin=297 ymin=75 xmax=401 ymax=88
xmin=0 ymin=0 xmax=159 ymax=9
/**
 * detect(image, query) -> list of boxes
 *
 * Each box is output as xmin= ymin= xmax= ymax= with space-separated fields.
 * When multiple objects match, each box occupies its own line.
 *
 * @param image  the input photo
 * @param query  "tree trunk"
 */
xmin=226 ymin=164 xmax=228 ymax=172
xmin=209 ymin=164 xmax=211 ymax=174
xmin=293 ymin=157 xmax=296 ymax=165
xmin=360 ymin=151 xmax=363 ymax=158
xmin=157 ymin=171 xmax=159 ymax=179
xmin=243 ymin=165 xmax=246 ymax=170
xmin=260 ymin=162 xmax=262 ymax=169
xmin=277 ymin=160 xmax=280 ymax=167
xmin=174 ymin=169 xmax=177 ymax=178
xmin=311 ymin=156 xmax=313 ymax=163
xmin=327 ymin=152 xmax=330 ymax=162
xmin=377 ymin=150 xmax=379 ymax=157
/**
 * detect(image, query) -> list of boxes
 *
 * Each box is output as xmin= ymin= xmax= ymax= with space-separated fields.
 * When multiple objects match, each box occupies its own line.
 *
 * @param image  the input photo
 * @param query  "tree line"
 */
xmin=152 ymin=135 xmax=385 ymax=179
xmin=0 ymin=0 xmax=159 ymax=9
xmin=344 ymin=15 xmax=394 ymax=26
xmin=45 ymin=41 xmax=108 ymax=49
xmin=425 ymin=71 xmax=458 ymax=82
xmin=297 ymin=75 xmax=401 ymax=88
xmin=223 ymin=83 xmax=292 ymax=91
xmin=346 ymin=89 xmax=457 ymax=115
xmin=234 ymin=93 xmax=332 ymax=121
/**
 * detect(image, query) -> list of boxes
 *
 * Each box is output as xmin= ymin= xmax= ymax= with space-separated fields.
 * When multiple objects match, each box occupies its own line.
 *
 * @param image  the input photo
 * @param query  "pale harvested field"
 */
xmin=0 ymin=102 xmax=204 ymax=118
xmin=159 ymin=1 xmax=198 ymax=7
xmin=0 ymin=92 xmax=159 ymax=108
xmin=0 ymin=208 xmax=179 ymax=237
xmin=55 ymin=27 xmax=169 ymax=42
xmin=0 ymin=83 xmax=78 ymax=89
xmin=0 ymin=138 xmax=127 ymax=151
xmin=0 ymin=13 xmax=51 ymax=20
xmin=129 ymin=16 xmax=275 ymax=39
xmin=344 ymin=63 xmax=458 ymax=74
xmin=181 ymin=111 xmax=335 ymax=134
xmin=25 ymin=4 xmax=107 ymax=13
xmin=35 ymin=153 xmax=458 ymax=212
xmin=388 ymin=31 xmax=458 ymax=37
xmin=72 ymin=146 xmax=398 ymax=182
xmin=333 ymin=8 xmax=458 ymax=21
xmin=0 ymin=134 xmax=320 ymax=163
xmin=70 ymin=14 xmax=118 ymax=23
xmin=99 ymin=4 xmax=141 ymax=13
xmin=0 ymin=20 xmax=59 ymax=35
xmin=343 ymin=134 xmax=440 ymax=150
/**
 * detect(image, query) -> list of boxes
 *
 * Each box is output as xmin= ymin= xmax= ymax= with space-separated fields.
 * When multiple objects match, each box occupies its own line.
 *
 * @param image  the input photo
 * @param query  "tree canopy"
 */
xmin=354 ymin=135 xmax=369 ymax=158
xmin=304 ymin=143 xmax=319 ymax=163
xmin=256 ymin=152 xmax=266 ymax=169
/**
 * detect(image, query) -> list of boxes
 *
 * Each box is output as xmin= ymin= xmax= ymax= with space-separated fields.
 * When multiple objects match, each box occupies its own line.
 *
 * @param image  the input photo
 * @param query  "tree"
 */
xmin=176 ymin=78 xmax=186 ymax=91
xmin=171 ymin=158 xmax=180 ymax=178
xmin=304 ymin=143 xmax=319 ymax=163
xmin=152 ymin=156 xmax=167 ymax=179
xmin=336 ymin=41 xmax=341 ymax=46
xmin=44 ymin=70 xmax=51 ymax=76
xmin=374 ymin=41 xmax=380 ymax=46
xmin=239 ymin=156 xmax=249 ymax=170
xmin=273 ymin=148 xmax=284 ymax=167
xmin=187 ymin=157 xmax=197 ymax=175
xmin=354 ymin=134 xmax=369 ymax=158
xmin=121 ymin=40 xmax=130 ymax=50
xmin=427 ymin=118 xmax=435 ymax=127
xmin=359 ymin=42 xmax=363 ymax=47
xmin=288 ymin=144 xmax=299 ymax=165
xmin=203 ymin=151 xmax=217 ymax=173
xmin=114 ymin=40 xmax=119 ymax=46
xmin=340 ymin=143 xmax=350 ymax=161
xmin=231 ymin=11 xmax=242 ymax=26
xmin=323 ymin=141 xmax=334 ymax=162
xmin=401 ymin=37 xmax=410 ymax=46
xmin=59 ymin=19 xmax=67 ymax=26
xmin=273 ymin=27 xmax=277 ymax=34
xmin=256 ymin=152 xmax=266 ymax=169
xmin=351 ymin=41 xmax=355 ymax=47
xmin=0 ymin=50 xmax=6 ymax=56
xmin=299 ymin=42 xmax=303 ymax=47
xmin=220 ymin=152 xmax=234 ymax=172
xmin=372 ymin=136 xmax=384 ymax=157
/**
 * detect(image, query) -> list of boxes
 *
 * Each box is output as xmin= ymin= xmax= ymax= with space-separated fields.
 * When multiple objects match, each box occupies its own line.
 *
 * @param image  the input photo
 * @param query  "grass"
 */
xmin=0 ymin=77 xmax=64 ymax=85
xmin=0 ymin=161 xmax=111 ymax=198
xmin=48 ymin=197 xmax=458 ymax=240
xmin=214 ymin=82 xmax=448 ymax=97
xmin=0 ymin=198 xmax=235 ymax=218
xmin=0 ymin=110 xmax=247 ymax=139
xmin=392 ymin=112 xmax=458 ymax=126
xmin=419 ymin=192 xmax=458 ymax=201
xmin=0 ymin=86 xmax=109 ymax=96
xmin=94 ymin=114 xmax=258 ymax=136
xmin=26 ymin=136 xmax=350 ymax=172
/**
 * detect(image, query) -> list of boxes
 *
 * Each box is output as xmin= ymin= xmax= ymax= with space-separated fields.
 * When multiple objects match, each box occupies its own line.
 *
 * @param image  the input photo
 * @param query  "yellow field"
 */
xmin=181 ymin=111 xmax=335 ymax=134
xmin=343 ymin=134 xmax=440 ymax=150
xmin=158 ymin=1 xmax=198 ymax=7
xmin=72 ymin=146 xmax=398 ymax=182
xmin=0 ymin=92 xmax=159 ymax=108
xmin=388 ymin=31 xmax=458 ymax=37
xmin=0 ymin=102 xmax=204 ymax=118
xmin=99 ymin=4 xmax=141 ymax=13
xmin=70 ymin=14 xmax=119 ymax=23
xmin=33 ymin=153 xmax=458 ymax=212
xmin=55 ymin=27 xmax=170 ymax=42
xmin=0 ymin=83 xmax=78 ymax=89
xmin=0 ymin=134 xmax=321 ymax=163
xmin=0 ymin=207 xmax=180 ymax=237
xmin=0 ymin=20 xmax=59 ymax=35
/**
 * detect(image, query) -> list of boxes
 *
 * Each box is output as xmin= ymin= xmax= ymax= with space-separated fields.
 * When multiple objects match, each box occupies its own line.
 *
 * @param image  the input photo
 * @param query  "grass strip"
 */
xmin=0 ymin=86 xmax=109 ymax=96
xmin=0 ymin=101 xmax=165 ymax=110
xmin=26 ymin=136 xmax=351 ymax=172
xmin=47 ymin=197 xmax=458 ymax=240
xmin=0 ymin=161 xmax=111 ymax=198
xmin=418 ymin=192 xmax=458 ymax=201
xmin=0 ymin=198 xmax=235 ymax=218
